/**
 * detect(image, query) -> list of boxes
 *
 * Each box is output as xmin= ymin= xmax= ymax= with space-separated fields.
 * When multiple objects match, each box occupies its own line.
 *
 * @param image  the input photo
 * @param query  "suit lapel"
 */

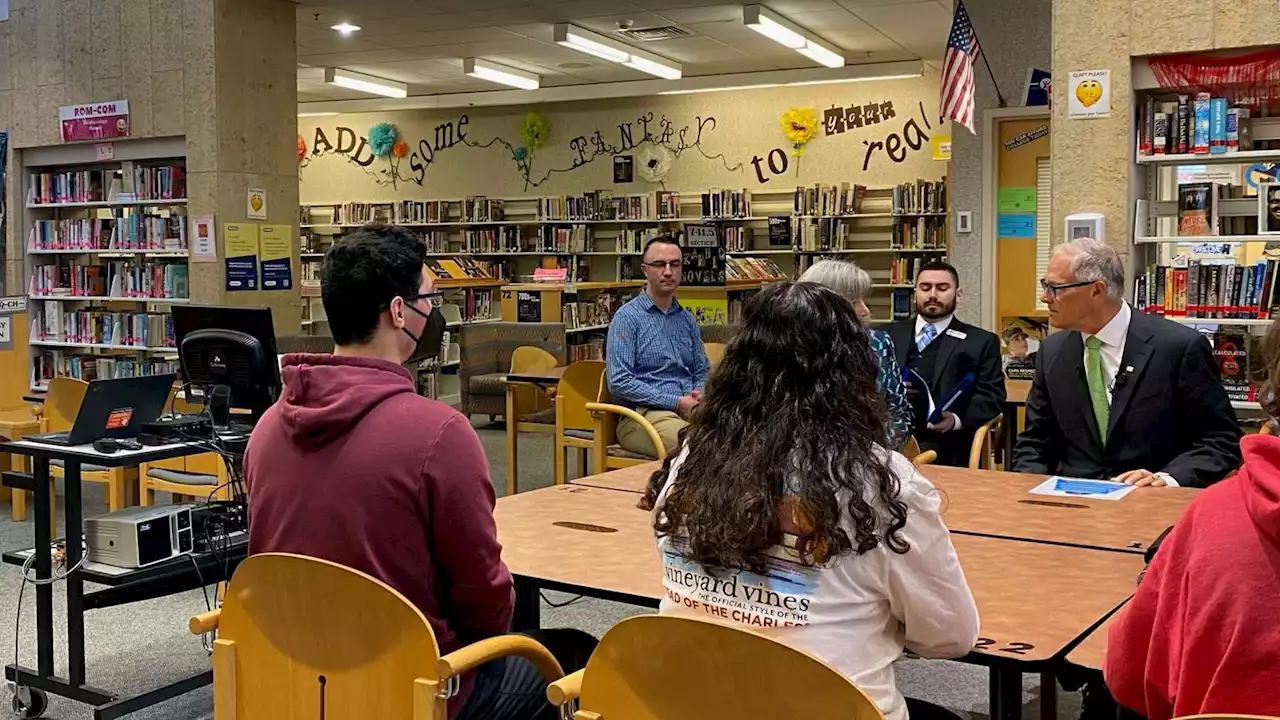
xmin=930 ymin=320 xmax=962 ymax=382
xmin=1105 ymin=313 xmax=1154 ymax=443
xmin=1060 ymin=331 xmax=1104 ymax=453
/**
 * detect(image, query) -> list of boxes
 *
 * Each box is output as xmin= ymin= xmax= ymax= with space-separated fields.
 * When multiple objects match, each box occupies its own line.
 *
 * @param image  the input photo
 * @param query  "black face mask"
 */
xmin=402 ymin=293 xmax=447 ymax=366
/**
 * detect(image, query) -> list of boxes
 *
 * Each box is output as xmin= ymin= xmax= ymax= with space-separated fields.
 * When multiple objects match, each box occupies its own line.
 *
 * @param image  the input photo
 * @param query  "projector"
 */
xmin=85 ymin=505 xmax=194 ymax=569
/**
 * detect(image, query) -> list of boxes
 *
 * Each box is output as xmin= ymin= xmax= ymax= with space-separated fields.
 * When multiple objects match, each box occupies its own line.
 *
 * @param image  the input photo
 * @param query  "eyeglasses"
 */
xmin=401 ymin=291 xmax=444 ymax=308
xmin=1039 ymin=279 xmax=1095 ymax=298
xmin=643 ymin=260 xmax=683 ymax=271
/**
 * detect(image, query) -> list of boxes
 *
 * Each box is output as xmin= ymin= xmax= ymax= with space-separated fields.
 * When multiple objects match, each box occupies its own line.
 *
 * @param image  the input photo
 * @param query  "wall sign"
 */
xmin=259 ymin=224 xmax=293 ymax=290
xmin=613 ymin=155 xmax=633 ymax=183
xmin=1003 ymin=125 xmax=1049 ymax=151
xmin=247 ymin=188 xmax=268 ymax=220
xmin=0 ymin=296 xmax=24 ymax=351
xmin=59 ymin=101 xmax=130 ymax=142
xmin=932 ymin=135 xmax=952 ymax=161
xmin=224 ymin=223 xmax=260 ymax=291
xmin=1067 ymin=70 xmax=1110 ymax=119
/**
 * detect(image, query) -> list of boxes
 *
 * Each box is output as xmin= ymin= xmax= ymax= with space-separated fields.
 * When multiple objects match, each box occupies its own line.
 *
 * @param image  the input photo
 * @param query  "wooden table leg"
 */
xmin=1040 ymin=671 xmax=1057 ymax=720
xmin=505 ymin=383 xmax=519 ymax=497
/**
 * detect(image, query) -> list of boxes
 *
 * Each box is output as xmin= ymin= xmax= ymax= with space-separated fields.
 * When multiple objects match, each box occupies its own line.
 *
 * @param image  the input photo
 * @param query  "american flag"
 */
xmin=941 ymin=0 xmax=980 ymax=133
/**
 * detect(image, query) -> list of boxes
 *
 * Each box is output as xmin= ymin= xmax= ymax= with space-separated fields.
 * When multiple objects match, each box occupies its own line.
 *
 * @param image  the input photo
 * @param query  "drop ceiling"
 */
xmin=295 ymin=0 xmax=951 ymax=103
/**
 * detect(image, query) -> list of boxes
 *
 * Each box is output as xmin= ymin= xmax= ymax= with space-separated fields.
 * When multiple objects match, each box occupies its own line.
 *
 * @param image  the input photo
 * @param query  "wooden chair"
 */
xmin=586 ymin=374 xmax=668 ymax=474
xmin=703 ymin=342 xmax=726 ymax=369
xmin=139 ymin=397 xmax=233 ymax=506
xmin=968 ymin=416 xmax=1004 ymax=470
xmin=189 ymin=553 xmax=565 ymax=720
xmin=38 ymin=377 xmax=138 ymax=512
xmin=547 ymin=615 xmax=883 ymax=720
xmin=460 ymin=322 xmax=566 ymax=419
xmin=901 ymin=436 xmax=936 ymax=467
xmin=554 ymin=360 xmax=606 ymax=486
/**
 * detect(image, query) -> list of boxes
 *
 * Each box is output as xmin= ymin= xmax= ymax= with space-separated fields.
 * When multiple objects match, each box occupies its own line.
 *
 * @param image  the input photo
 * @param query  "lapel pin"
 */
xmin=1125 ymin=365 xmax=1134 ymax=372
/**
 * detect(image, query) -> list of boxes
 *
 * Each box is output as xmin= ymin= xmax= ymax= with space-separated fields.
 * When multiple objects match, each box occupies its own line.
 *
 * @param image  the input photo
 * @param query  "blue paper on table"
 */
xmin=1054 ymin=479 xmax=1128 ymax=495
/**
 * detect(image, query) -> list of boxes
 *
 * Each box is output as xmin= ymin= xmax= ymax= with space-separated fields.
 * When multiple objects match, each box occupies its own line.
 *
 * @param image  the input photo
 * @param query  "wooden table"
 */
xmin=919 ymin=465 xmax=1196 ymax=554
xmin=503 ymin=366 xmax=568 ymax=496
xmin=494 ymin=483 xmax=1145 ymax=719
xmin=569 ymin=460 xmax=657 ymax=493
xmin=1002 ymin=378 xmax=1032 ymax=465
xmin=1065 ymin=611 xmax=1118 ymax=672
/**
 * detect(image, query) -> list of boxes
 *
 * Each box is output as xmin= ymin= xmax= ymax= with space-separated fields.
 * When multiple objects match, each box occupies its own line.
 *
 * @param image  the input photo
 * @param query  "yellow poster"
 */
xmin=258 ymin=224 xmax=294 ymax=290
xmin=224 ymin=222 xmax=260 ymax=291
xmin=682 ymin=298 xmax=728 ymax=326
xmin=932 ymin=135 xmax=952 ymax=161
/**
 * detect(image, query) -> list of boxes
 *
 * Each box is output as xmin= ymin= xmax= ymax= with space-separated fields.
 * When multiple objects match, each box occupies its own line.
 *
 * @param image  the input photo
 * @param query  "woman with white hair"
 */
xmin=799 ymin=259 xmax=913 ymax=449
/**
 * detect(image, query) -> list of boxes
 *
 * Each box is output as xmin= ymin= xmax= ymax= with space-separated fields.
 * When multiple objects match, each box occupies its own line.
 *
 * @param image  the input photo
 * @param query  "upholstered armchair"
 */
xmin=460 ymin=322 xmax=567 ymax=419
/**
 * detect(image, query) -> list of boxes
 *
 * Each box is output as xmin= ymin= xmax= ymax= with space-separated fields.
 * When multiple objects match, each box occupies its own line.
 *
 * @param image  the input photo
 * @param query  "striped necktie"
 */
xmin=917 ymin=323 xmax=938 ymax=352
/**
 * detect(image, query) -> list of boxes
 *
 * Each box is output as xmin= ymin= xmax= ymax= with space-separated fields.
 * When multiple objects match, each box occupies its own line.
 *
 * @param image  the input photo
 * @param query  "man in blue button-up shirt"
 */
xmin=606 ymin=235 xmax=709 ymax=456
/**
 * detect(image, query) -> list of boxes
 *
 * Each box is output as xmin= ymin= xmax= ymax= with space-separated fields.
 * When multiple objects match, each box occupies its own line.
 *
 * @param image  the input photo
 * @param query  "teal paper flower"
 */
xmin=368 ymin=122 xmax=399 ymax=157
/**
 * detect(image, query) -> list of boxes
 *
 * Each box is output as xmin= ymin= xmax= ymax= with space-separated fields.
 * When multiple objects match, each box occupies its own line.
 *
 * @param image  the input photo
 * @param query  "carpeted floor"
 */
xmin=0 ymin=419 xmax=1083 ymax=719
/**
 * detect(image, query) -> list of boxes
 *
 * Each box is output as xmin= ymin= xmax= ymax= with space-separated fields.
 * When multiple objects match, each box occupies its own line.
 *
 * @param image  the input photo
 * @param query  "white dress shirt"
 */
xmin=1081 ymin=302 xmax=1178 ymax=487
xmin=914 ymin=314 xmax=961 ymax=430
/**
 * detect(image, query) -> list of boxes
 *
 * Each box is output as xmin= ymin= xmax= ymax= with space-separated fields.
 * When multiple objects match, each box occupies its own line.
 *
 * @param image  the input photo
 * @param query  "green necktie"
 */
xmin=1084 ymin=335 xmax=1110 ymax=442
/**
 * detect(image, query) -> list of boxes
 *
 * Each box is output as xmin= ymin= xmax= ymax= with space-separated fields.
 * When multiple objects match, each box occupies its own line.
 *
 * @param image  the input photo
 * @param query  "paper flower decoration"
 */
xmin=513 ymin=146 xmax=528 ymax=162
xmin=638 ymin=144 xmax=674 ymax=183
xmin=392 ymin=140 xmax=408 ymax=158
xmin=781 ymin=107 xmax=819 ymax=156
xmin=368 ymin=122 xmax=399 ymax=157
xmin=521 ymin=112 xmax=550 ymax=150
xmin=297 ymin=134 xmax=307 ymax=163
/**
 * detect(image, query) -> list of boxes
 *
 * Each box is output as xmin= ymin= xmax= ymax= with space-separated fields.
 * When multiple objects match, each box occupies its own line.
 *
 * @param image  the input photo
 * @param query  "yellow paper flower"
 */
xmin=781 ymin=108 xmax=819 ymax=154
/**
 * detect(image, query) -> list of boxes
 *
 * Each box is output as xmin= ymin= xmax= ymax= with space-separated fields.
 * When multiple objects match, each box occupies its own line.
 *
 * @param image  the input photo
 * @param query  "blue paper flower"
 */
xmin=513 ymin=146 xmax=528 ymax=162
xmin=368 ymin=122 xmax=399 ymax=157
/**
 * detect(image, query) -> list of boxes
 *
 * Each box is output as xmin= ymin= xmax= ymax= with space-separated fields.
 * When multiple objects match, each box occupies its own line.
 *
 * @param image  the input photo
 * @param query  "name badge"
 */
xmin=945 ymin=328 xmax=967 ymax=340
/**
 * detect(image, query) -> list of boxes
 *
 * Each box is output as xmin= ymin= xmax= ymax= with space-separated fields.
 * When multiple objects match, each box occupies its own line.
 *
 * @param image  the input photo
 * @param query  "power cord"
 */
xmin=8 ymin=541 xmax=89 ymax=712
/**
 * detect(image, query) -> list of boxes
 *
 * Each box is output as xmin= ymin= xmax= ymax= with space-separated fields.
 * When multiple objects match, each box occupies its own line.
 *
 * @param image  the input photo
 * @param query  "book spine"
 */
xmin=1227 ymin=108 xmax=1241 ymax=151
xmin=1187 ymin=262 xmax=1200 ymax=317
xmin=1154 ymin=264 xmax=1167 ymax=315
xmin=1193 ymin=93 xmax=1211 ymax=153
xmin=1176 ymin=96 xmax=1190 ymax=154
xmin=1153 ymin=112 xmax=1168 ymax=155
xmin=1260 ymin=260 xmax=1276 ymax=319
xmin=1210 ymin=97 xmax=1228 ymax=154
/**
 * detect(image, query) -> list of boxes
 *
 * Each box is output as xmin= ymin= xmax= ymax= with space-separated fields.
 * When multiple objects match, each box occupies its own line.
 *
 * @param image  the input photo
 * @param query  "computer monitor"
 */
xmin=172 ymin=305 xmax=280 ymax=423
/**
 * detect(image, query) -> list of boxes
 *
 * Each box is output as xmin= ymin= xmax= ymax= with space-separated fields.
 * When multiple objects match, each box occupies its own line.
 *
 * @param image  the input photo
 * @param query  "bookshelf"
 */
xmin=1132 ymin=88 xmax=1280 ymax=413
xmin=296 ymin=178 xmax=950 ymax=345
xmin=23 ymin=155 xmax=189 ymax=392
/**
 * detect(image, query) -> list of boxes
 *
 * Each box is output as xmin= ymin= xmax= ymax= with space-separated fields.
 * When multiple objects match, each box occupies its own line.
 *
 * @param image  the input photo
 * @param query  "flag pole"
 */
xmin=978 ymin=42 xmax=1007 ymax=108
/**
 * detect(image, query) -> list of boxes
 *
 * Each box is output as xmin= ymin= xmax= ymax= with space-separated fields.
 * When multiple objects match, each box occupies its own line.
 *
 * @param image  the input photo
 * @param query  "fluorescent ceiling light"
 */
xmin=554 ymin=23 xmax=682 ymax=80
xmin=325 ymin=68 xmax=408 ymax=99
xmin=331 ymin=22 xmax=361 ymax=35
xmin=658 ymin=68 xmax=918 ymax=95
xmin=659 ymin=83 xmax=783 ymax=95
xmin=743 ymin=5 xmax=844 ymax=68
xmin=298 ymin=112 xmax=340 ymax=117
xmin=464 ymin=58 xmax=540 ymax=90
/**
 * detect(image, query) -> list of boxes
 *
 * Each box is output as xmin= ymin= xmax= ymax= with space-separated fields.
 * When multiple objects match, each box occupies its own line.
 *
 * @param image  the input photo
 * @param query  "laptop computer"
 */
xmin=26 ymin=374 xmax=178 ymax=447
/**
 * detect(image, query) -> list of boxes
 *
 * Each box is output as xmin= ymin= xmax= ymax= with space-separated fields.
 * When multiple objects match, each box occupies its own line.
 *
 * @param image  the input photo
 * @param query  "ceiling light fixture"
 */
xmin=658 ymin=68 xmax=919 ymax=95
xmin=297 ymin=112 xmax=340 ymax=117
xmin=324 ymin=68 xmax=408 ymax=98
xmin=743 ymin=5 xmax=844 ymax=68
xmin=554 ymin=23 xmax=682 ymax=79
xmin=464 ymin=58 xmax=540 ymax=90
xmin=331 ymin=22 xmax=361 ymax=35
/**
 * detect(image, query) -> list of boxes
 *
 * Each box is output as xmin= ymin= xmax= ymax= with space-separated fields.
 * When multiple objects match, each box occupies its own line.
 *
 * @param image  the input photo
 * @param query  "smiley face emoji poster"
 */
xmin=1068 ymin=70 xmax=1111 ymax=118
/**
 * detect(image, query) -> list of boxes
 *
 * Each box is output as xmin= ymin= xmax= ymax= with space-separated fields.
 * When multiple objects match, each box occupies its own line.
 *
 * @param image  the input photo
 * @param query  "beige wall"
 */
xmin=1 ymin=0 xmax=301 ymax=331
xmin=300 ymin=72 xmax=950 ymax=202
xmin=1052 ymin=0 xmax=1280 ymax=268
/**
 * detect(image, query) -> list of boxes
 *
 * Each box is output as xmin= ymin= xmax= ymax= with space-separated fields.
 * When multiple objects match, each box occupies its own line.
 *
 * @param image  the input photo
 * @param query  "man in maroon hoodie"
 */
xmin=1104 ymin=324 xmax=1280 ymax=717
xmin=246 ymin=224 xmax=591 ymax=719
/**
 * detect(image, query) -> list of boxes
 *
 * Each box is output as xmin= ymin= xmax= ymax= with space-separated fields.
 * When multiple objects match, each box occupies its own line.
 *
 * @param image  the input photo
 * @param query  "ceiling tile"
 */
xmin=840 ymin=0 xmax=950 ymax=51
xmin=649 ymin=4 xmax=740 ymax=24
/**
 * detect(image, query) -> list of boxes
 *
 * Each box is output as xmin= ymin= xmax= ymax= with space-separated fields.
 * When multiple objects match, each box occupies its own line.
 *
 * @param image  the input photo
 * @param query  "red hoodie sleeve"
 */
xmin=421 ymin=415 xmax=514 ymax=642
xmin=1105 ymin=523 xmax=1184 ymax=720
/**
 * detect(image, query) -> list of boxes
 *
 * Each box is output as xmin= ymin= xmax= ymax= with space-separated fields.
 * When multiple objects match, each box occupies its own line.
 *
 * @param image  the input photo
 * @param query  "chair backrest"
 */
xmin=968 ymin=416 xmax=1003 ymax=470
xmin=703 ymin=342 xmax=726 ymax=369
xmin=558 ymin=361 xmax=606 ymax=432
xmin=511 ymin=346 xmax=558 ymax=375
xmin=216 ymin=553 xmax=443 ymax=720
xmin=901 ymin=435 xmax=921 ymax=460
xmin=42 ymin=377 xmax=89 ymax=433
xmin=576 ymin=615 xmax=882 ymax=720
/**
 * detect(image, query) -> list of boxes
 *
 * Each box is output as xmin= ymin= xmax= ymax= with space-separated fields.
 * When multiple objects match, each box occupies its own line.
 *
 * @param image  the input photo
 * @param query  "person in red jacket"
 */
xmin=1104 ymin=322 xmax=1280 ymax=718
xmin=246 ymin=224 xmax=594 ymax=720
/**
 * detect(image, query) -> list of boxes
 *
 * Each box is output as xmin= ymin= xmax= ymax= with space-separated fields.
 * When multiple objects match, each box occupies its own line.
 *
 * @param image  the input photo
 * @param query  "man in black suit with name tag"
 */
xmin=1013 ymin=238 xmax=1241 ymax=487
xmin=887 ymin=261 xmax=1005 ymax=466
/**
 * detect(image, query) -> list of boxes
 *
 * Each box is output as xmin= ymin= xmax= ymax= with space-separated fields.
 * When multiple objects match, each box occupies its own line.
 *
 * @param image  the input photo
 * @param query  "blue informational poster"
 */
xmin=997 ymin=213 xmax=1037 ymax=239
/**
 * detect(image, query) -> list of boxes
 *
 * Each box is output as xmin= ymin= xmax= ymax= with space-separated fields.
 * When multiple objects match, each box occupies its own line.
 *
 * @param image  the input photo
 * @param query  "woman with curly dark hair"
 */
xmin=651 ymin=282 xmax=978 ymax=720
xmin=1104 ymin=321 xmax=1280 ymax=718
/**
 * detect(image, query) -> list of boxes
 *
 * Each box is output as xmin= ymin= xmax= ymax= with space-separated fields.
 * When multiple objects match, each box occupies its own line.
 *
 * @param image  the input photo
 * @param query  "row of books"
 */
xmin=726 ymin=256 xmax=786 ymax=281
xmin=537 ymin=225 xmax=591 ymax=254
xmin=700 ymin=189 xmax=751 ymax=219
xmin=423 ymin=257 xmax=504 ymax=282
xmin=1139 ymin=93 xmax=1251 ymax=157
xmin=1176 ymin=182 xmax=1264 ymax=236
xmin=33 ymin=305 xmax=175 ymax=348
xmin=793 ymin=183 xmax=867 ymax=217
xmin=889 ymin=256 xmax=935 ymax=285
xmin=722 ymin=227 xmax=753 ymax=253
xmin=28 ymin=262 xmax=189 ymax=300
xmin=392 ymin=200 xmax=450 ymax=224
xmin=536 ymin=192 xmax=652 ymax=221
xmin=448 ymin=288 xmax=494 ymax=322
xmin=28 ymin=214 xmax=188 ymax=252
xmin=464 ymin=196 xmax=505 ymax=222
xmin=563 ymin=291 xmax=629 ymax=331
xmin=891 ymin=289 xmax=914 ymax=320
xmin=569 ymin=337 xmax=605 ymax=363
xmin=655 ymin=191 xmax=681 ymax=220
xmin=28 ymin=165 xmax=185 ymax=205
xmin=617 ymin=228 xmax=663 ymax=254
xmin=464 ymin=228 xmax=524 ymax=254
xmin=892 ymin=179 xmax=948 ymax=214
xmin=1133 ymin=260 xmax=1280 ymax=319
xmin=891 ymin=216 xmax=947 ymax=249
xmin=791 ymin=218 xmax=856 ymax=252
xmin=33 ymin=353 xmax=180 ymax=386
